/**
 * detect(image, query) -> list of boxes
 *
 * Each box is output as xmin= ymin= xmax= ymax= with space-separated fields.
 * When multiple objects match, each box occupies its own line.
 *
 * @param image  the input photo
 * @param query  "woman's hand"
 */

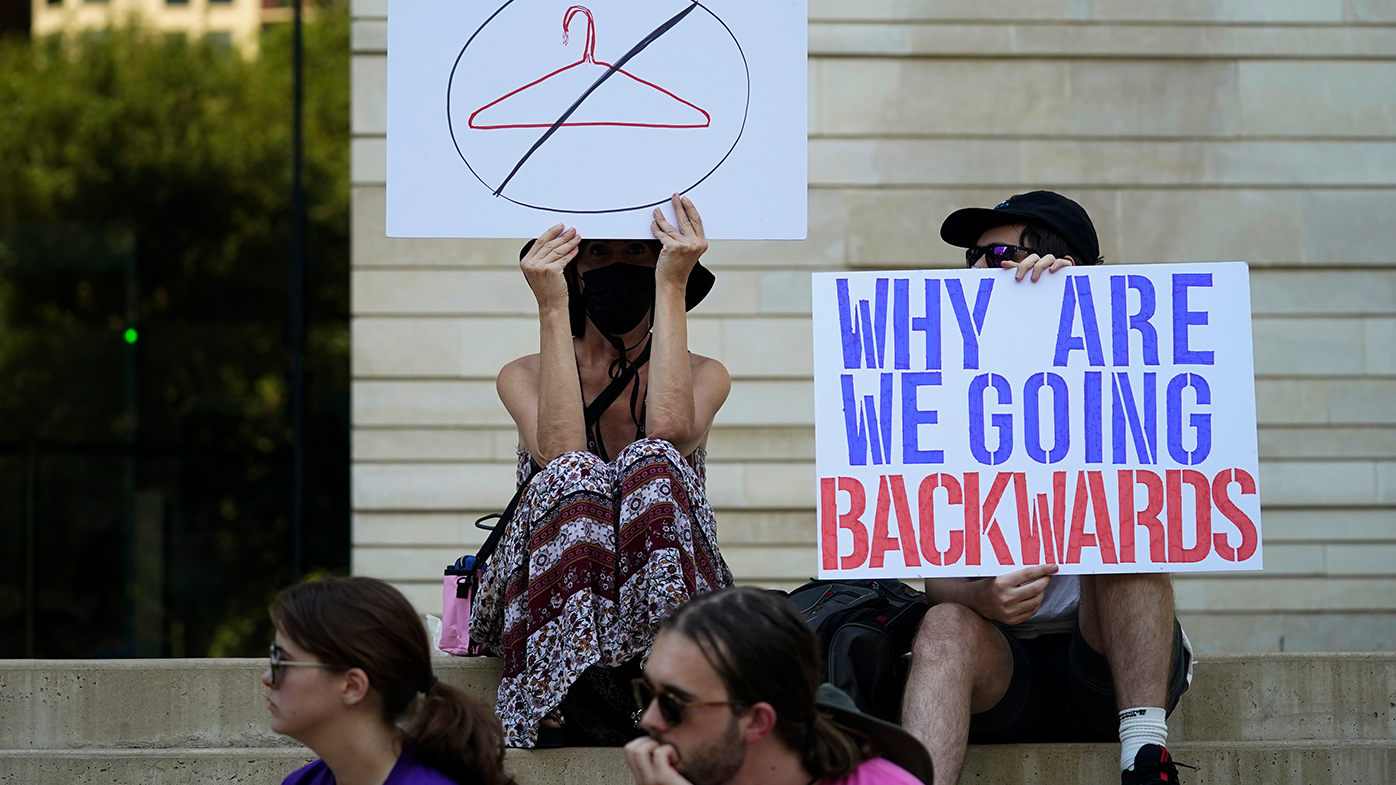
xmin=1000 ymin=252 xmax=1073 ymax=283
xmin=521 ymin=224 xmax=581 ymax=310
xmin=652 ymin=194 xmax=707 ymax=291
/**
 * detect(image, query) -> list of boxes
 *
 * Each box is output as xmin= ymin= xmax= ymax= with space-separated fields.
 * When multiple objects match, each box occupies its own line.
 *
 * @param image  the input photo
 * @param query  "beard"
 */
xmin=667 ymin=717 xmax=746 ymax=785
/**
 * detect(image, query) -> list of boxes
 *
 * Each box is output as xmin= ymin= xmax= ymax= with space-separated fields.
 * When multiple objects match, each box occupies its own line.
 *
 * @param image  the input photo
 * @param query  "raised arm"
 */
xmin=498 ymin=224 xmax=586 ymax=466
xmin=646 ymin=195 xmax=730 ymax=455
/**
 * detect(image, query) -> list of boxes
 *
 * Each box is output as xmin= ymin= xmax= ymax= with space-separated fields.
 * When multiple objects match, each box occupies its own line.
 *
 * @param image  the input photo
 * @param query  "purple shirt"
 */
xmin=822 ymin=757 xmax=924 ymax=785
xmin=281 ymin=753 xmax=461 ymax=785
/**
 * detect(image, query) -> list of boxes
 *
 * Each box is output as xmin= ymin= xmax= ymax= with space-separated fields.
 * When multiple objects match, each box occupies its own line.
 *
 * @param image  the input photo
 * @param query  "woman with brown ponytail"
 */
xmin=264 ymin=576 xmax=513 ymax=785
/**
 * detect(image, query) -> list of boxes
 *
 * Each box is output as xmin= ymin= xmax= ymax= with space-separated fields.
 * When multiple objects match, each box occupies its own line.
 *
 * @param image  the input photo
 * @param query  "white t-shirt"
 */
xmin=1002 ymin=574 xmax=1080 ymax=639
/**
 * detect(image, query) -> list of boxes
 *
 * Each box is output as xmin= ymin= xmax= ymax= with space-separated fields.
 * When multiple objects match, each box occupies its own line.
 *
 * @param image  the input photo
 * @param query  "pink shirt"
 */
xmin=822 ymin=757 xmax=924 ymax=785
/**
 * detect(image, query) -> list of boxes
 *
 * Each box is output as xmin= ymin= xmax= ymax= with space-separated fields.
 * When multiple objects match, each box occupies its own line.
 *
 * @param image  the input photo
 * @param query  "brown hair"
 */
xmin=659 ymin=587 xmax=874 ymax=780
xmin=1019 ymin=223 xmax=1102 ymax=266
xmin=270 ymin=576 xmax=512 ymax=785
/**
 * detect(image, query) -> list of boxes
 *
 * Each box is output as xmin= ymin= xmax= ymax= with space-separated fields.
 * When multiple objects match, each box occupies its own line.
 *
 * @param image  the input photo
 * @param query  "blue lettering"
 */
xmin=1084 ymin=370 xmax=1103 ymax=464
xmin=969 ymin=373 xmax=1013 ymax=465
xmin=1024 ymin=372 xmax=1070 ymax=464
xmin=911 ymin=279 xmax=942 ymax=371
xmin=946 ymin=278 xmax=994 ymax=370
xmin=1052 ymin=276 xmax=1106 ymax=367
xmin=1166 ymin=373 xmax=1212 ymax=465
xmin=841 ymin=373 xmax=894 ymax=465
xmin=1172 ymin=273 xmax=1214 ymax=365
xmin=901 ymin=372 xmax=944 ymax=464
xmin=1111 ymin=372 xmax=1158 ymax=465
xmin=1111 ymin=275 xmax=1159 ymax=366
xmin=834 ymin=278 xmax=891 ymax=370
xmin=893 ymin=279 xmax=910 ymax=370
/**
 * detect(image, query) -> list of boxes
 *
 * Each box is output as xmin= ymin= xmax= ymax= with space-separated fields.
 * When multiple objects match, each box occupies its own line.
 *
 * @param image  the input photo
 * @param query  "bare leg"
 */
xmin=901 ymin=604 xmax=1015 ymax=785
xmin=1078 ymin=574 xmax=1174 ymax=709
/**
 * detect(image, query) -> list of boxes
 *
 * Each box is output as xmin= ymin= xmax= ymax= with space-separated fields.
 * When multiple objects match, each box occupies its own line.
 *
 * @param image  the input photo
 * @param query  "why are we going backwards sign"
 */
xmin=812 ymin=263 xmax=1263 ymax=578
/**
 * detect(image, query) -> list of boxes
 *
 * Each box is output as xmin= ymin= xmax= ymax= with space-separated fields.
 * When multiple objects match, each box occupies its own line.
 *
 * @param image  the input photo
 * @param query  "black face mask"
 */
xmin=580 ymin=263 xmax=656 ymax=337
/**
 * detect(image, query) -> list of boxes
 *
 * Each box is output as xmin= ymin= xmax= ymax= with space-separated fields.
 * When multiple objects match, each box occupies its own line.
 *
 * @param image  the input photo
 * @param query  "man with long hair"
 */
xmin=624 ymin=586 xmax=934 ymax=785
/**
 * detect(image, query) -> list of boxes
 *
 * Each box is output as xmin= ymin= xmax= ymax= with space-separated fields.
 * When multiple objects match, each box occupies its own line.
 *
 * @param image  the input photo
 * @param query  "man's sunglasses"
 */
xmin=965 ymin=243 xmax=1041 ymax=268
xmin=268 ymin=643 xmax=335 ymax=687
xmin=631 ymin=677 xmax=745 ymax=726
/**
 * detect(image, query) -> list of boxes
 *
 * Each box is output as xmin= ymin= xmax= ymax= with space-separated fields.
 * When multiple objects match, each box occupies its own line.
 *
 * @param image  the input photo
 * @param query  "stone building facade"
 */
xmin=349 ymin=0 xmax=1396 ymax=652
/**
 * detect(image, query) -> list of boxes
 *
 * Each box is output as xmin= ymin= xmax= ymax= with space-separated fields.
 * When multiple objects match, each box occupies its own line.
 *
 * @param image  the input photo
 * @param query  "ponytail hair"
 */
xmin=270 ymin=576 xmax=512 ymax=785
xmin=660 ymin=587 xmax=873 ymax=781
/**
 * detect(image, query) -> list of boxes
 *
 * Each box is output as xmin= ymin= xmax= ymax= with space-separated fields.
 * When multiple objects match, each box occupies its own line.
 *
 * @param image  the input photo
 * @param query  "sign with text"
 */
xmin=812 ymin=263 xmax=1262 ymax=579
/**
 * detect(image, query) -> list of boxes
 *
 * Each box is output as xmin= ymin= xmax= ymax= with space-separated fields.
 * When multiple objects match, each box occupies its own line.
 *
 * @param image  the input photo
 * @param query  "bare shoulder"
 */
xmin=688 ymin=353 xmax=731 ymax=403
xmin=688 ymin=353 xmax=729 ymax=383
xmin=499 ymin=353 xmax=541 ymax=379
xmin=497 ymin=354 xmax=540 ymax=399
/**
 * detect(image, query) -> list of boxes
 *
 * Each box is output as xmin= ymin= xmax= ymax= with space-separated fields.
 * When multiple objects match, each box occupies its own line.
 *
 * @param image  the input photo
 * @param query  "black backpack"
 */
xmin=786 ymin=579 xmax=929 ymax=722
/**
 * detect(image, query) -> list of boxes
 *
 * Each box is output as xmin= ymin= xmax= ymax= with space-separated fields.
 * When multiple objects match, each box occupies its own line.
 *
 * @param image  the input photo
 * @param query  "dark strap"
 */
xmin=472 ymin=468 xmax=535 ymax=566
xmin=585 ymin=338 xmax=652 ymax=462
xmin=469 ymin=341 xmax=652 ymax=569
xmin=583 ymin=338 xmax=651 ymax=429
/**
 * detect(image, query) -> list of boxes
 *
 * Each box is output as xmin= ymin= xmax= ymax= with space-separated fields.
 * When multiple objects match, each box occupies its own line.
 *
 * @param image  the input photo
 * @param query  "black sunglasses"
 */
xmin=965 ymin=243 xmax=1040 ymax=268
xmin=268 ymin=643 xmax=334 ymax=687
xmin=631 ymin=677 xmax=745 ymax=726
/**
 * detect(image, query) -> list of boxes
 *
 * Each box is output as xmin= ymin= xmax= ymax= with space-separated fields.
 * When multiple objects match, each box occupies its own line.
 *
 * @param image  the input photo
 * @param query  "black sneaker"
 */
xmin=1122 ymin=744 xmax=1190 ymax=785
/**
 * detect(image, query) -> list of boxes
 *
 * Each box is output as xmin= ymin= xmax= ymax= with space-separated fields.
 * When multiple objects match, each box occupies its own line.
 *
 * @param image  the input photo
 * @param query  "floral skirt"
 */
xmin=469 ymin=439 xmax=733 ymax=747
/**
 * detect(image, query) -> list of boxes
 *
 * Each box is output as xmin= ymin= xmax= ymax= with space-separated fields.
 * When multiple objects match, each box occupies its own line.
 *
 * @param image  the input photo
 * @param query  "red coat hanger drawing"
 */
xmin=468 ymin=5 xmax=711 ymax=130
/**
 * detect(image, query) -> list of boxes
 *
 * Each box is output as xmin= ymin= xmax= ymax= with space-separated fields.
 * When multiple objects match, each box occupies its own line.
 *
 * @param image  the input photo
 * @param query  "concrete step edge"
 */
xmin=3 ymin=652 xmax=1389 ymax=669
xmin=5 ymin=739 xmax=1395 ymax=756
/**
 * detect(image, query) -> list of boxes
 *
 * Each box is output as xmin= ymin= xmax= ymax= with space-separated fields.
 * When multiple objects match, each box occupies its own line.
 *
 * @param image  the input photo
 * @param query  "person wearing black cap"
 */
xmin=472 ymin=194 xmax=735 ymax=748
xmin=940 ymin=189 xmax=1105 ymax=278
xmin=901 ymin=192 xmax=1191 ymax=785
xmin=626 ymin=586 xmax=934 ymax=785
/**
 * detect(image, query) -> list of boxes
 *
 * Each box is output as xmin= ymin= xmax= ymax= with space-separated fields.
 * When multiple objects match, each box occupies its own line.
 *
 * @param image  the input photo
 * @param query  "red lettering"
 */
xmin=838 ymin=477 xmax=871 ymax=569
xmin=964 ymin=473 xmax=982 ymax=565
xmin=1086 ymin=471 xmax=1118 ymax=564
xmin=820 ymin=478 xmax=838 ymax=569
xmin=980 ymin=472 xmax=1017 ymax=566
xmin=1017 ymin=475 xmax=1053 ymax=565
xmin=1118 ymin=470 xmax=1167 ymax=564
xmin=888 ymin=476 xmax=922 ymax=568
xmin=1024 ymin=472 xmax=1068 ymax=565
xmin=1050 ymin=471 xmax=1067 ymax=561
xmin=1212 ymin=468 xmax=1258 ymax=562
xmin=1067 ymin=471 xmax=1117 ymax=564
xmin=821 ymin=477 xmax=870 ymax=570
xmin=917 ymin=473 xmax=963 ymax=566
xmin=1167 ymin=469 xmax=1211 ymax=563
xmin=870 ymin=477 xmax=898 ymax=568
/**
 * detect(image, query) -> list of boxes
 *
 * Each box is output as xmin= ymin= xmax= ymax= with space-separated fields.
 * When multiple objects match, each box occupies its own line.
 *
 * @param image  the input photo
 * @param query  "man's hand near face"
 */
xmin=626 ymin=736 xmax=694 ymax=785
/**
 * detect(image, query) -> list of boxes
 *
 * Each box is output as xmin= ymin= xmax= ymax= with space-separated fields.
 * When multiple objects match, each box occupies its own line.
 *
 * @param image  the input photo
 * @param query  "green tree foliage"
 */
xmin=0 ymin=5 xmax=350 ymax=657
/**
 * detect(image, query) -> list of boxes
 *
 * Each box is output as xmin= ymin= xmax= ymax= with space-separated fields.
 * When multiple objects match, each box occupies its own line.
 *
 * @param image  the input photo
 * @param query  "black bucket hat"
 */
xmin=517 ymin=238 xmax=715 ymax=312
xmin=817 ymin=684 xmax=934 ymax=784
xmin=940 ymin=190 xmax=1103 ymax=265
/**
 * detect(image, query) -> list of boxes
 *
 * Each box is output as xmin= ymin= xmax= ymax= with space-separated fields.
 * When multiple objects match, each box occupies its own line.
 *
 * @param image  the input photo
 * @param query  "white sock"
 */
xmin=1118 ymin=706 xmax=1168 ymax=771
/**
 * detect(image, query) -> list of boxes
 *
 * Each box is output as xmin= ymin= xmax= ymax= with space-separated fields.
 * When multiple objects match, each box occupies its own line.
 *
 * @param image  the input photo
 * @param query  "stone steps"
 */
xmin=2 ymin=742 xmax=1393 ymax=785
xmin=2 ymin=654 xmax=1392 ymax=784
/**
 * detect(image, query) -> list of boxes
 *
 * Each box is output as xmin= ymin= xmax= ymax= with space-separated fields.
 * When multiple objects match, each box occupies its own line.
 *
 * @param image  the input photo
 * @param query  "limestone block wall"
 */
xmin=350 ymin=0 xmax=1396 ymax=652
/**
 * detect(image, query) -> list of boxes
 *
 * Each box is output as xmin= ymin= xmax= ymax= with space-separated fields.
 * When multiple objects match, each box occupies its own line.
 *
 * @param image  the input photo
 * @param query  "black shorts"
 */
xmin=966 ymin=621 xmax=1190 ymax=744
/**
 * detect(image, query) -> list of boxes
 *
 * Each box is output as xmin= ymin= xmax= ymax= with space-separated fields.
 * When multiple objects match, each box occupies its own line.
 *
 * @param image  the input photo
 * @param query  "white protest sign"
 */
xmin=388 ymin=0 xmax=807 ymax=239
xmin=812 ymin=263 xmax=1263 ymax=579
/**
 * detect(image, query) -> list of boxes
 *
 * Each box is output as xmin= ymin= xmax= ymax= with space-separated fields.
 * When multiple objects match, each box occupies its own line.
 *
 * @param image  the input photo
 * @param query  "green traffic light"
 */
xmin=124 ymin=327 xmax=138 ymax=344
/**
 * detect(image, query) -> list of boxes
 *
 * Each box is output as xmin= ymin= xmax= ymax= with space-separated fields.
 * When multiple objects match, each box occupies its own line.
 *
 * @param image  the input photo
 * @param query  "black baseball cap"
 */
xmin=940 ymin=191 xmax=1103 ymax=265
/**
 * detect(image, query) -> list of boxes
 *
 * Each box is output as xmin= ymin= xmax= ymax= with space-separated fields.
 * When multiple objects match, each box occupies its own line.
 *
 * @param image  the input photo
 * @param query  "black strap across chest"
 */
xmin=583 ymin=338 xmax=651 ymax=463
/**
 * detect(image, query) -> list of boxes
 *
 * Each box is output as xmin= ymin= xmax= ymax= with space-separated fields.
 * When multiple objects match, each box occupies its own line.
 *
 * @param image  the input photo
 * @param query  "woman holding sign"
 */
xmin=472 ymin=194 xmax=734 ymax=748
